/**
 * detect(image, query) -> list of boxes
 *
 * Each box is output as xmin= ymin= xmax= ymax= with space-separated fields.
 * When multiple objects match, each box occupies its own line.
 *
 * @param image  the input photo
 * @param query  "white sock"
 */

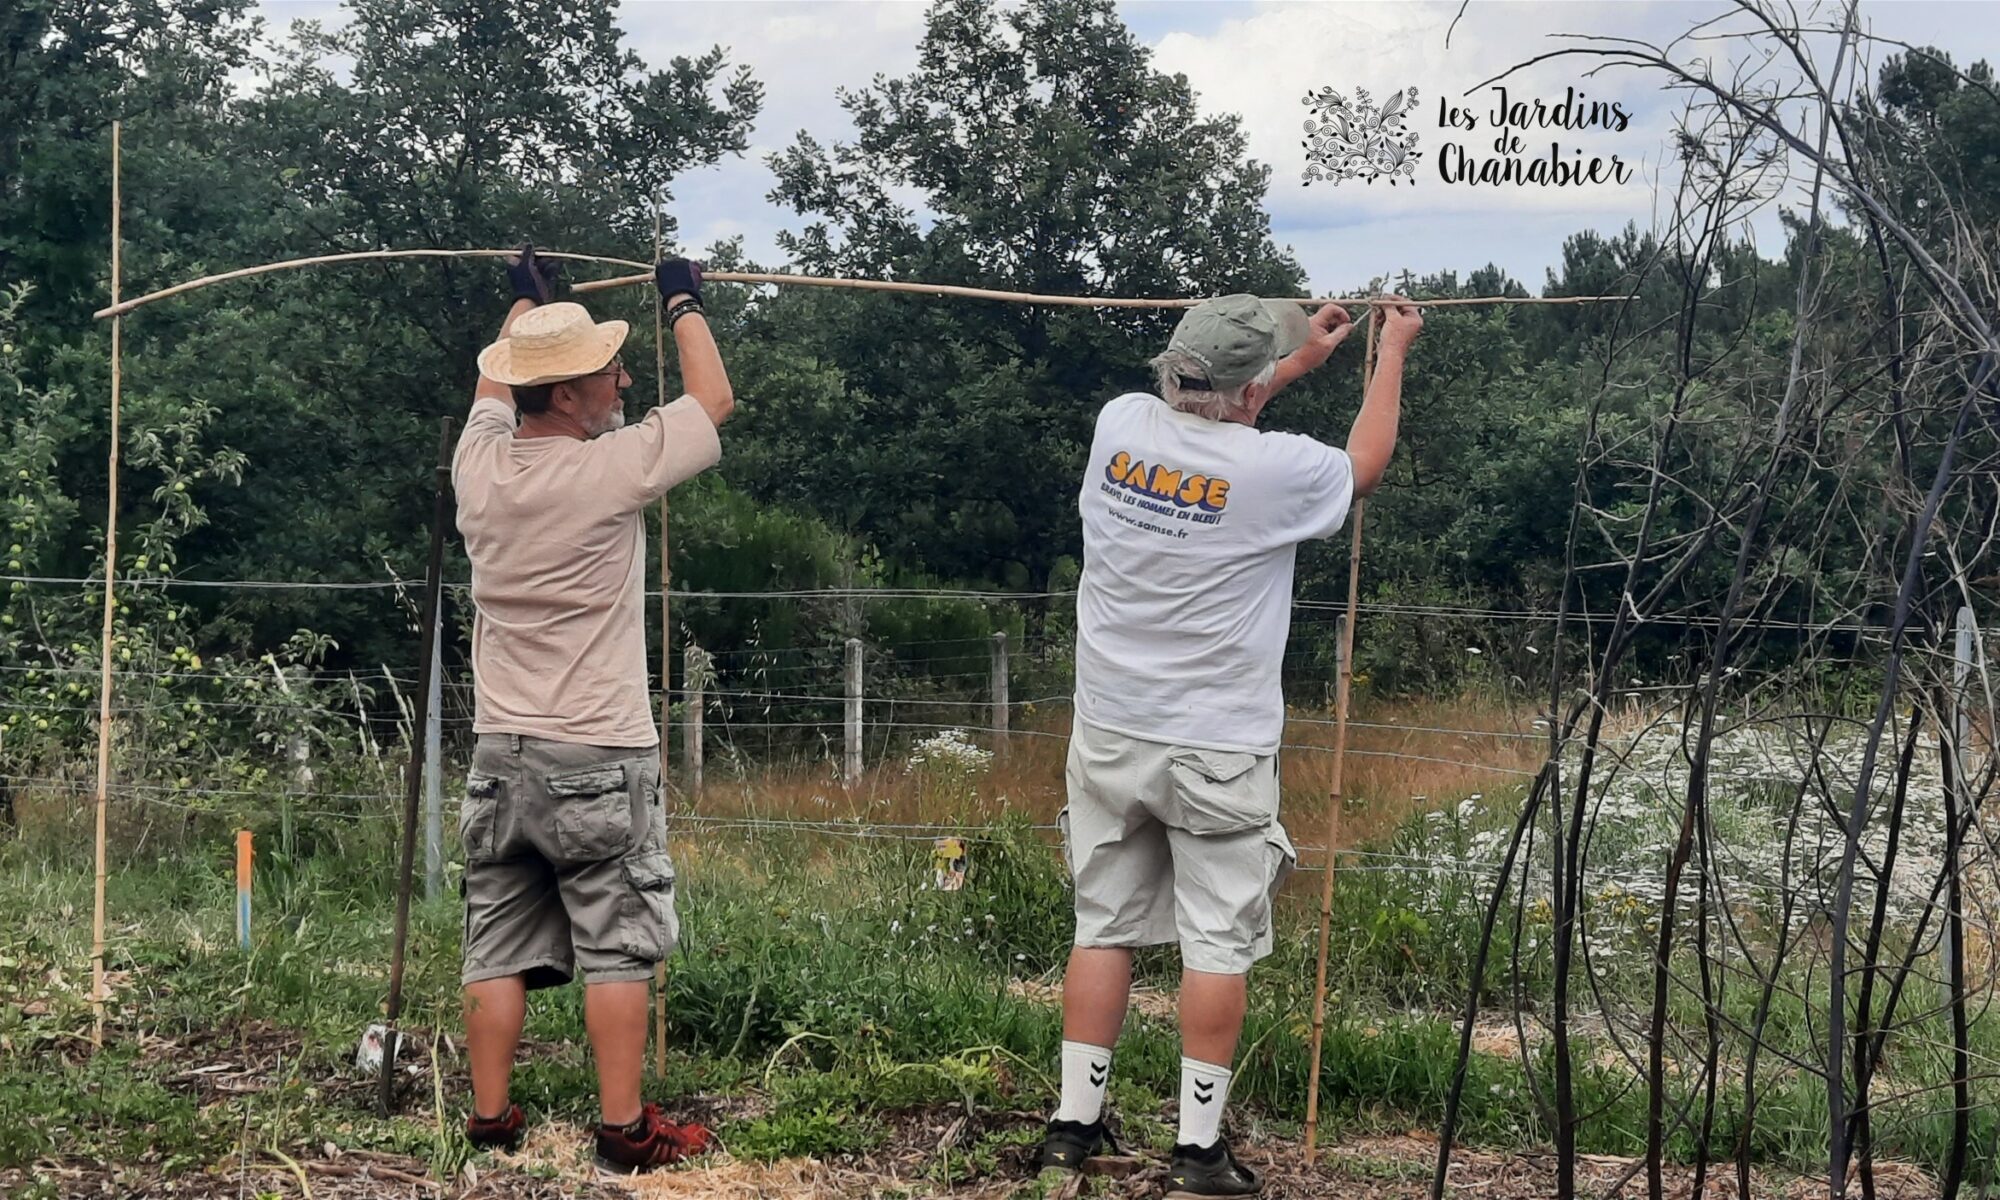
xmin=1053 ymin=1040 xmax=1114 ymax=1124
xmin=1176 ymin=1057 xmax=1232 ymax=1149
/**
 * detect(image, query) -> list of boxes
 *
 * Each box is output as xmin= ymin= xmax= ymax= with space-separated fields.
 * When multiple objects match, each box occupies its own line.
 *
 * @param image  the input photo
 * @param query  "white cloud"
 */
xmin=615 ymin=0 xmax=925 ymax=262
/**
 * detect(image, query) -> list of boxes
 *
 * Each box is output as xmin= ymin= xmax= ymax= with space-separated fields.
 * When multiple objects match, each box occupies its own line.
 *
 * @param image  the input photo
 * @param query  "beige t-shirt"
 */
xmin=453 ymin=395 xmax=721 ymax=747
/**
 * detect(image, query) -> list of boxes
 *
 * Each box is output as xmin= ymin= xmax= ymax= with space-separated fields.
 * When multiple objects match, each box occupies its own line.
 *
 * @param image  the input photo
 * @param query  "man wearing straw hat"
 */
xmin=1041 ymin=293 xmax=1423 ymax=1196
xmin=451 ymin=247 xmax=731 ymax=1173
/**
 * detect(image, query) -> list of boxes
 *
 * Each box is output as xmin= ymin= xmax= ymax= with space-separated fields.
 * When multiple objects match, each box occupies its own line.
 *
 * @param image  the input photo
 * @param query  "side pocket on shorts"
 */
xmin=620 ymin=849 xmax=680 ymax=962
xmin=549 ymin=762 xmax=638 ymax=861
xmin=1056 ymin=806 xmax=1078 ymax=879
xmin=1167 ymin=748 xmax=1274 ymax=835
xmin=1253 ymin=824 xmax=1298 ymax=963
xmin=1264 ymin=823 xmax=1298 ymax=903
xmin=460 ymin=773 xmax=502 ymax=863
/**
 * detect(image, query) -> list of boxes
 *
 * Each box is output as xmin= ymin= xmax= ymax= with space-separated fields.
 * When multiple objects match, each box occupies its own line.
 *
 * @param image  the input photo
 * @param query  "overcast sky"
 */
xmin=255 ymin=0 xmax=2000 ymax=297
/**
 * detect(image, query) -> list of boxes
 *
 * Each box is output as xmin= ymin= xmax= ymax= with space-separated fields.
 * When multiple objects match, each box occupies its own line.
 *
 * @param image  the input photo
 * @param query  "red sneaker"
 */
xmin=594 ymin=1103 xmax=714 ymax=1173
xmin=466 ymin=1103 xmax=526 ymax=1151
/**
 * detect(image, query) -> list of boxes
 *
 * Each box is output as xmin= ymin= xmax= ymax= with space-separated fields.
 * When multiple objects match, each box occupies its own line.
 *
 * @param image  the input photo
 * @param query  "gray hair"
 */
xmin=1152 ymin=350 xmax=1275 ymax=422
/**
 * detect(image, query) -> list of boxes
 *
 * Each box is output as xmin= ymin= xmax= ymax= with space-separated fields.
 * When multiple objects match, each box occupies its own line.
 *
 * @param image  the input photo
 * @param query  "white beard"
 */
xmin=588 ymin=407 xmax=628 ymax=438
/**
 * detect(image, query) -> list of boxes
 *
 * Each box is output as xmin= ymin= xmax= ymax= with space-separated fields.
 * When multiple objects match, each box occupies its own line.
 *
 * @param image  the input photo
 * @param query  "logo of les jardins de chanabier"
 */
xmin=1302 ymin=85 xmax=1420 ymax=186
xmin=1303 ymin=83 xmax=1636 ymax=190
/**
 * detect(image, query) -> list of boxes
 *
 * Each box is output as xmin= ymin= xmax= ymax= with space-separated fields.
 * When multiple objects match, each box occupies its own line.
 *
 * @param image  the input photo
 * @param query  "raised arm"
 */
xmin=1345 ymin=297 xmax=1423 ymax=497
xmin=473 ymin=244 xmax=562 ymax=410
xmin=655 ymin=258 xmax=734 ymax=428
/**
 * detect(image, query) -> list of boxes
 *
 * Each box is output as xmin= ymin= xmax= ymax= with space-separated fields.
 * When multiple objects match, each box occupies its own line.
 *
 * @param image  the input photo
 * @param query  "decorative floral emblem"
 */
xmin=1302 ymin=85 xmax=1421 ymax=186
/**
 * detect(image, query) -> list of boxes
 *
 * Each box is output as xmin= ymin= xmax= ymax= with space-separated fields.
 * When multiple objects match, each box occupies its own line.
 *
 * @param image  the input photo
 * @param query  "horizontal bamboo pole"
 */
xmin=576 ymin=268 xmax=1633 ymax=310
xmin=92 ymin=247 xmax=1637 ymax=320
xmin=92 ymin=249 xmax=652 ymax=319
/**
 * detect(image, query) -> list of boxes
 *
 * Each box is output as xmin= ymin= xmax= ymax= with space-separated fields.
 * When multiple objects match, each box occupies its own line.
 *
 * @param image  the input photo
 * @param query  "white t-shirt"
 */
xmin=1074 ymin=392 xmax=1355 ymax=755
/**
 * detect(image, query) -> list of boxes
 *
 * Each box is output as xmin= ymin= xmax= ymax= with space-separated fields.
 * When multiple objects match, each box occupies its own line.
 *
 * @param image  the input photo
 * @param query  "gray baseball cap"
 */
xmin=1155 ymin=294 xmax=1311 ymax=390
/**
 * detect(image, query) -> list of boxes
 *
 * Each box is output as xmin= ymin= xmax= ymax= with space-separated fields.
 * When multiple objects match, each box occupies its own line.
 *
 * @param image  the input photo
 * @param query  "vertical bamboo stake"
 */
xmin=653 ymin=204 xmax=670 ymax=1080
xmin=90 ymin=120 xmax=122 ymax=1049
xmin=1303 ymin=305 xmax=1377 ymax=1161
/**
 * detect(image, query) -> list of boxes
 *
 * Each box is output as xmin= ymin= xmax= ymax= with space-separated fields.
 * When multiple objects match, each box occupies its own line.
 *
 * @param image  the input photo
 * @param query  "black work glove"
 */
xmin=506 ymin=242 xmax=562 ymax=304
xmin=655 ymin=257 xmax=704 ymax=304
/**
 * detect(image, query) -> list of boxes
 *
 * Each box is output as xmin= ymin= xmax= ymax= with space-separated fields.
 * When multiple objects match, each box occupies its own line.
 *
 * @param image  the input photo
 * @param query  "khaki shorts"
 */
xmin=1059 ymin=716 xmax=1296 ymax=975
xmin=460 ymin=733 xmax=678 ymax=988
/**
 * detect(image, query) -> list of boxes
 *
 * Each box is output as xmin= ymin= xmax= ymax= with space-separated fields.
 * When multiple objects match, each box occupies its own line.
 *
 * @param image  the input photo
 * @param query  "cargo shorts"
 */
xmin=1059 ymin=716 xmax=1296 ymax=975
xmin=459 ymin=733 xmax=678 ymax=989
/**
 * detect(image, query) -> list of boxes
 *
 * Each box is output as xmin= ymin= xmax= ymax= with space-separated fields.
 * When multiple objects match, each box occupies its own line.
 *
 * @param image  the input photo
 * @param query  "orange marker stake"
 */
xmin=236 ymin=830 xmax=253 ymax=951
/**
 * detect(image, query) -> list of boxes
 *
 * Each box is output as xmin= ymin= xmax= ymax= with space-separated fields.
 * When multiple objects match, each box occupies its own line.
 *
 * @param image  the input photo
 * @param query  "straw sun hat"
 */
xmin=476 ymin=302 xmax=629 ymax=387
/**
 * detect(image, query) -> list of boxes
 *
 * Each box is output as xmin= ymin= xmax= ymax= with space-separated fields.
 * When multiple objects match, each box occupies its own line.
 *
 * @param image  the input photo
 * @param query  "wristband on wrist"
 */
xmin=666 ymin=298 xmax=706 ymax=328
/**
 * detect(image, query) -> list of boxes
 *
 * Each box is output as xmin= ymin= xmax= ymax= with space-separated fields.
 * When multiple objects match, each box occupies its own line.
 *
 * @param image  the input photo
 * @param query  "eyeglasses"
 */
xmin=587 ymin=356 xmax=626 ymax=379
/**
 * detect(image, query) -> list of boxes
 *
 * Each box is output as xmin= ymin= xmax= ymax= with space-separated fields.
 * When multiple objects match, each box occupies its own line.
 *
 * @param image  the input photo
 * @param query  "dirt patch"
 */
xmin=505 ymin=1123 xmax=909 ymax=1200
xmin=501 ymin=1103 xmax=1055 ymax=1199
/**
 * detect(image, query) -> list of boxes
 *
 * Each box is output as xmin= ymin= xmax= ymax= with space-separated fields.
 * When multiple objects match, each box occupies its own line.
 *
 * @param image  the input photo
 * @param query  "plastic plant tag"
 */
xmin=931 ymin=836 xmax=968 ymax=892
xmin=355 ymin=1022 xmax=396 ymax=1073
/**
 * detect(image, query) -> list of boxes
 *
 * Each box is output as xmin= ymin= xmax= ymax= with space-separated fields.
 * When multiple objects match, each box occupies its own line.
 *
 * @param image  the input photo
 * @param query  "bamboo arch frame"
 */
xmin=92 ymin=248 xmax=1635 ymax=322
xmin=85 ymin=143 xmax=1638 ymax=1163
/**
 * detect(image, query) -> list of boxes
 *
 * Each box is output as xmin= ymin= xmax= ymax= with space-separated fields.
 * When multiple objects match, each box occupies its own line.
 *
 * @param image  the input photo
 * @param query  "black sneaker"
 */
xmin=465 ymin=1103 xmax=525 ymax=1151
xmin=593 ymin=1103 xmax=714 ymax=1173
xmin=1165 ymin=1139 xmax=1258 ymax=1198
xmin=1036 ymin=1117 xmax=1120 ymax=1171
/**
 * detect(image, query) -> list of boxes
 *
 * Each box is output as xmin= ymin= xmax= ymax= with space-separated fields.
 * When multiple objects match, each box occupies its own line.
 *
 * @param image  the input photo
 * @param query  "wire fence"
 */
xmin=6 ymin=569 xmax=1963 ymax=633
xmin=4 ymin=575 xmax=1986 ymax=902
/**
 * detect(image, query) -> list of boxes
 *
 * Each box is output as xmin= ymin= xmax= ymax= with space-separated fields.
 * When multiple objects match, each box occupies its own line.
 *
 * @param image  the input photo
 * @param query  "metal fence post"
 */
xmin=844 ymin=637 xmax=863 ymax=787
xmin=1947 ymin=606 xmax=1975 ymax=982
xmin=423 ymin=605 xmax=443 ymax=902
xmin=685 ymin=643 xmax=704 ymax=798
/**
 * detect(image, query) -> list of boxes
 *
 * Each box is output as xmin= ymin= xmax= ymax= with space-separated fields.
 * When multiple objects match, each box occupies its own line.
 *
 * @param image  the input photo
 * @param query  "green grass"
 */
xmin=0 ymin=796 xmax=1993 ymax=1188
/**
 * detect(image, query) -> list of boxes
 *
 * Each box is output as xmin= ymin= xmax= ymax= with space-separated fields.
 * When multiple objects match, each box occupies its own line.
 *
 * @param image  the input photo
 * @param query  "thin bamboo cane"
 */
xmin=577 ymin=269 xmax=1630 ymax=310
xmin=652 ymin=209 xmax=671 ymax=1081
xmin=90 ymin=121 xmax=122 ymax=1049
xmin=1302 ymin=310 xmax=1378 ymax=1161
xmin=91 ymin=248 xmax=1636 ymax=320
xmin=91 ymin=249 xmax=652 ymax=319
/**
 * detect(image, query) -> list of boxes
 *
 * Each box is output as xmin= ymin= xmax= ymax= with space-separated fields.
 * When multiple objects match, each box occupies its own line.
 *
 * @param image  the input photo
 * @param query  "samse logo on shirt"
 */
xmin=1104 ymin=450 xmax=1232 ymax=513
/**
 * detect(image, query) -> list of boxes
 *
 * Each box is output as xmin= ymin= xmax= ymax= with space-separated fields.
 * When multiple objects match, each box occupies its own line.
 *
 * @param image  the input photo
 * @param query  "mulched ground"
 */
xmin=1 ymin=1127 xmax=1944 ymax=1199
xmin=0 ymin=1153 xmax=621 ymax=1199
xmin=1 ymin=1016 xmax=1941 ymax=1198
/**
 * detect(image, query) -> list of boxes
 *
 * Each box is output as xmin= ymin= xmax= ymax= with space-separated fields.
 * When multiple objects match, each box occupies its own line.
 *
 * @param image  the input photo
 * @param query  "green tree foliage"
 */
xmin=740 ymin=0 xmax=1305 ymax=585
xmin=0 ymin=283 xmax=353 ymax=820
xmin=1874 ymin=44 xmax=2000 ymax=213
xmin=0 ymin=0 xmax=259 ymax=336
xmin=19 ymin=0 xmax=767 ymax=666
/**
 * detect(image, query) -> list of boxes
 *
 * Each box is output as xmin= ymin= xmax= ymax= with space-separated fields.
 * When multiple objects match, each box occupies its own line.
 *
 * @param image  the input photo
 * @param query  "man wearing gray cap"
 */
xmin=1039 ymin=293 xmax=1423 ymax=1196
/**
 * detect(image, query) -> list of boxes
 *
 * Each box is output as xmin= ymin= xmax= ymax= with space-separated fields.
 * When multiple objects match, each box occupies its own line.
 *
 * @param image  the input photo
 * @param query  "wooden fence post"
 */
xmin=990 ymin=632 xmax=1010 ymax=751
xmin=844 ymin=638 xmax=863 ymax=787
